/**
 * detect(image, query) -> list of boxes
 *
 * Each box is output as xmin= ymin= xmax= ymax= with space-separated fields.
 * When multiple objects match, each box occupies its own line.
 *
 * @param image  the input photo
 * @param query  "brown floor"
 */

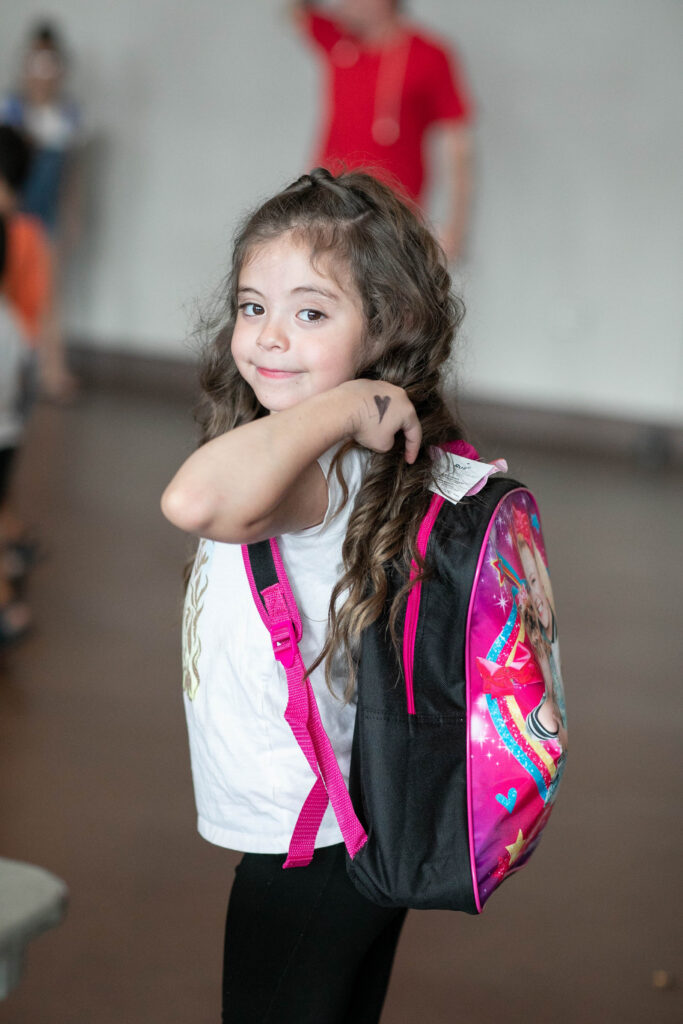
xmin=1 ymin=386 xmax=681 ymax=1024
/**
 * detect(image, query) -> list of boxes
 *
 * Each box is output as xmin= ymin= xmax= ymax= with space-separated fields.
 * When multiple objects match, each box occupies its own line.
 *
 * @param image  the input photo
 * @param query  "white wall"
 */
xmin=1 ymin=0 xmax=681 ymax=424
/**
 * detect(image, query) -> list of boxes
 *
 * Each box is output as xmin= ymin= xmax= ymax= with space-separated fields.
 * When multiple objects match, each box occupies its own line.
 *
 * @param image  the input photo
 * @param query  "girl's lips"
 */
xmin=256 ymin=367 xmax=300 ymax=379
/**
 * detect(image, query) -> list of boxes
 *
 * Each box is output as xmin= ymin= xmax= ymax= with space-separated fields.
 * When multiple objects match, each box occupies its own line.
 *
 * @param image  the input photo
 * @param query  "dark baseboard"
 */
xmin=67 ymin=343 xmax=683 ymax=466
xmin=69 ymin=343 xmax=199 ymax=403
xmin=459 ymin=396 xmax=683 ymax=466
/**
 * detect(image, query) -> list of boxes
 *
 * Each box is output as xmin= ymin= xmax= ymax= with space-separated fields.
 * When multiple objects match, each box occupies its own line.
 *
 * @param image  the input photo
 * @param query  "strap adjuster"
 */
xmin=271 ymin=620 xmax=298 ymax=669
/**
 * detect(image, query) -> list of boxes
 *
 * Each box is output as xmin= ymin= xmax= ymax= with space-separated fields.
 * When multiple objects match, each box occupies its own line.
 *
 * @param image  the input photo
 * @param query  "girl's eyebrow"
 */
xmin=237 ymin=284 xmax=341 ymax=301
xmin=291 ymin=285 xmax=340 ymax=301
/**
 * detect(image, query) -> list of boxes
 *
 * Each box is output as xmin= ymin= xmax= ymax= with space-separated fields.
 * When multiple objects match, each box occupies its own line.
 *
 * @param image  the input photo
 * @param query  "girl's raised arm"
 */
xmin=161 ymin=380 xmax=420 ymax=544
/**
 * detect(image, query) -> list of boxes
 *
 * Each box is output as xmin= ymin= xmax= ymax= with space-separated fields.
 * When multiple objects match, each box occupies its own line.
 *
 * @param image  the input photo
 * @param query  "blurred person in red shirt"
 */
xmin=291 ymin=0 xmax=474 ymax=261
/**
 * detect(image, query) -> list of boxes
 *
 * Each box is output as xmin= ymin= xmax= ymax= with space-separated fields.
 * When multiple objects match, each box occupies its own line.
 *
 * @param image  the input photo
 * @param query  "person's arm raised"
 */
xmin=436 ymin=123 xmax=473 ymax=264
xmin=161 ymin=379 xmax=421 ymax=544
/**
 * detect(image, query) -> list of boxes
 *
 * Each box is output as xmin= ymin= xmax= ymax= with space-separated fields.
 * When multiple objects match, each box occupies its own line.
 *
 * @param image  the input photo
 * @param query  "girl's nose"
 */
xmin=257 ymin=316 xmax=289 ymax=352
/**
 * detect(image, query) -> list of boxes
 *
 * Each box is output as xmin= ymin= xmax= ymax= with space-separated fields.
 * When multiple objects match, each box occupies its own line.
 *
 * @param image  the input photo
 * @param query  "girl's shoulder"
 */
xmin=319 ymin=443 xmax=369 ymax=510
xmin=282 ymin=444 xmax=368 ymax=546
xmin=319 ymin=441 xmax=368 ymax=479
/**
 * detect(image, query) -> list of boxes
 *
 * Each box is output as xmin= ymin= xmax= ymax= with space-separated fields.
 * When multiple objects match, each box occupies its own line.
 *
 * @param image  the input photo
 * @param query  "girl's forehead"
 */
xmin=240 ymin=232 xmax=357 ymax=294
xmin=242 ymin=232 xmax=310 ymax=268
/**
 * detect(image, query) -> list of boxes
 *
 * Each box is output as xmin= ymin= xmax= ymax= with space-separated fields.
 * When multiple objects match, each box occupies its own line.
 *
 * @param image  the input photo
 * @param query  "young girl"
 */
xmin=162 ymin=167 xmax=466 ymax=1023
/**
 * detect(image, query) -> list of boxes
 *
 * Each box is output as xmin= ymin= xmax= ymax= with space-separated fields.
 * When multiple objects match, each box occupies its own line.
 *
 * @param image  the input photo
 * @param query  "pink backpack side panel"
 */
xmin=466 ymin=489 xmax=567 ymax=909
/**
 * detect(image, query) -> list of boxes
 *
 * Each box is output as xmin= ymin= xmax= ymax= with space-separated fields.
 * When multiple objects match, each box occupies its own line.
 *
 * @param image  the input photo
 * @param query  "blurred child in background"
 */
xmin=1 ymin=20 xmax=81 ymax=401
xmin=0 ymin=217 xmax=30 ymax=644
xmin=0 ymin=123 xmax=53 ymax=644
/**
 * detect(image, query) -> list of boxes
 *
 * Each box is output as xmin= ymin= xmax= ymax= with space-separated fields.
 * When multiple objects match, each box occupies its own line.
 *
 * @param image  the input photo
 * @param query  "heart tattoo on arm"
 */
xmin=374 ymin=395 xmax=390 ymax=423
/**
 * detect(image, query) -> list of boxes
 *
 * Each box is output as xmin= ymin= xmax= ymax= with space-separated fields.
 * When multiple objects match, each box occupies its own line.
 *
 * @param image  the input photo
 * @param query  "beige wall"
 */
xmin=1 ymin=0 xmax=681 ymax=425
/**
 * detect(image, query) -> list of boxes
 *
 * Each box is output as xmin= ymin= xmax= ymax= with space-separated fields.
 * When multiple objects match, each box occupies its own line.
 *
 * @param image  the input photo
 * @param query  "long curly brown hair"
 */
xmin=194 ymin=167 xmax=466 ymax=700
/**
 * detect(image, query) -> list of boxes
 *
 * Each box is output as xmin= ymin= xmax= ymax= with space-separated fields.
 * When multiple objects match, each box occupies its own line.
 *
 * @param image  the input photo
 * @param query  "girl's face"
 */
xmin=519 ymin=543 xmax=551 ymax=631
xmin=231 ymin=233 xmax=365 ymax=413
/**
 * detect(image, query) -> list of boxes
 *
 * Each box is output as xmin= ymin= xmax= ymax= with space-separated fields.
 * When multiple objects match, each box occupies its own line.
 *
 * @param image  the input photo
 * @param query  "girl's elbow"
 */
xmin=161 ymin=482 xmax=255 ymax=541
xmin=161 ymin=482 xmax=214 ymax=535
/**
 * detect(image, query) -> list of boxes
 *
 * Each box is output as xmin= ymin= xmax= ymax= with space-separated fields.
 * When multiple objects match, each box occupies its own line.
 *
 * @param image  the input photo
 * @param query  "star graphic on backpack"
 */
xmin=505 ymin=829 xmax=526 ymax=866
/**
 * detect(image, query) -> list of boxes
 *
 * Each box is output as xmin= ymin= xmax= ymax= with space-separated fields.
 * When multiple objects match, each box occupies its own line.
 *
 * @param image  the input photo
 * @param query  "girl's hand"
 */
xmin=338 ymin=380 xmax=422 ymax=464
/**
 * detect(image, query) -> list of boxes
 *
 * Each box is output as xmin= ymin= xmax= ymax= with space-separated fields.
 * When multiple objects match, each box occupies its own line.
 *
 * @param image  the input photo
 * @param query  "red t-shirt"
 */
xmin=303 ymin=11 xmax=473 ymax=202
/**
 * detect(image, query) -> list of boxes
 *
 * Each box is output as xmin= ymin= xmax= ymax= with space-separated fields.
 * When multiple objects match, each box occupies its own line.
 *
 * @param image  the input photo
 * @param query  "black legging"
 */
xmin=222 ymin=843 xmax=407 ymax=1024
xmin=0 ymin=447 xmax=17 ymax=505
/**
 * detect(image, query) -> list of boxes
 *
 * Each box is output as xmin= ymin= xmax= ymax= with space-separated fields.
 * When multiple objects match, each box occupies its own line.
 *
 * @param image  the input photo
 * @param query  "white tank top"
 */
xmin=181 ymin=445 xmax=368 ymax=853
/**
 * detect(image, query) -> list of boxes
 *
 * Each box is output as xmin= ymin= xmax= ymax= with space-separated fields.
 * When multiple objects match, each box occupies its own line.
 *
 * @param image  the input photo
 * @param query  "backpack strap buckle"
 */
xmin=270 ymin=619 xmax=298 ymax=669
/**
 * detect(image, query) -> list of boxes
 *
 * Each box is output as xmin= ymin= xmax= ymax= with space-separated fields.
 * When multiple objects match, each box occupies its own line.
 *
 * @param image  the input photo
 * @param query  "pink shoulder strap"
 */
xmin=242 ymin=539 xmax=367 ymax=868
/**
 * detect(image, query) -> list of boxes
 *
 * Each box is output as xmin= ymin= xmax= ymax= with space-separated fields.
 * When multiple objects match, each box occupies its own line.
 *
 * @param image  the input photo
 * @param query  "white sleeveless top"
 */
xmin=181 ymin=445 xmax=368 ymax=853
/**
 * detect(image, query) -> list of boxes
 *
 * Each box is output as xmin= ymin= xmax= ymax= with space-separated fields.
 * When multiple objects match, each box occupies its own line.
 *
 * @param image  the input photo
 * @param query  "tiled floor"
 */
xmin=1 ymin=386 xmax=681 ymax=1023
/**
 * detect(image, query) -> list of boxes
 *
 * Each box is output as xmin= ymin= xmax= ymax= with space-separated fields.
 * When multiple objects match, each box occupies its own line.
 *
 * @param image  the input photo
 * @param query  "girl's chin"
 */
xmin=254 ymin=384 xmax=314 ymax=414
xmin=261 ymin=397 xmax=301 ymax=414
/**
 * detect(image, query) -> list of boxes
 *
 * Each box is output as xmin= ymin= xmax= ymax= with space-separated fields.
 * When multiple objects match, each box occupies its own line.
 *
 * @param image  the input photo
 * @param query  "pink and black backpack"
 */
xmin=243 ymin=447 xmax=567 ymax=913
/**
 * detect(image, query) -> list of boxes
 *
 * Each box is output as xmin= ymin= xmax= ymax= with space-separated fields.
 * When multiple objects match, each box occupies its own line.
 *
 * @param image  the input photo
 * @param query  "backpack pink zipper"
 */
xmin=402 ymin=494 xmax=444 ymax=715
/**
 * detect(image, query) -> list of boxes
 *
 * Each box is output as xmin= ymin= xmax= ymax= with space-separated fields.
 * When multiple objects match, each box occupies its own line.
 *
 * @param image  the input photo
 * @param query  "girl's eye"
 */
xmin=239 ymin=302 xmax=264 ymax=317
xmin=297 ymin=308 xmax=326 ymax=323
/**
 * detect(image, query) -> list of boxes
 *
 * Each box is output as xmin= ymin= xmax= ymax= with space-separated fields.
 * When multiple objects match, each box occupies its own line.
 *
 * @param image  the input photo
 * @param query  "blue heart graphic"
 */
xmin=495 ymin=788 xmax=517 ymax=813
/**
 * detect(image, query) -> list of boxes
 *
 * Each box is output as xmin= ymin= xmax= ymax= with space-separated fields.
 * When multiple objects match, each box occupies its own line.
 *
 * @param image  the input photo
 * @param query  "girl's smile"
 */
xmin=256 ymin=367 xmax=302 ymax=379
xmin=231 ymin=233 xmax=365 ymax=412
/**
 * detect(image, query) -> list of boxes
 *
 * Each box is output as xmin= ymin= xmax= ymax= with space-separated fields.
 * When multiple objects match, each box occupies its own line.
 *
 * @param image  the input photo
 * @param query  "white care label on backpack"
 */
xmin=429 ymin=452 xmax=505 ymax=505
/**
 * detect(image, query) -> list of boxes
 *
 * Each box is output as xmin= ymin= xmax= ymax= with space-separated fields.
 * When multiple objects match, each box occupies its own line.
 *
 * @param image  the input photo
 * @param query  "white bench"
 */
xmin=0 ymin=857 xmax=68 ymax=999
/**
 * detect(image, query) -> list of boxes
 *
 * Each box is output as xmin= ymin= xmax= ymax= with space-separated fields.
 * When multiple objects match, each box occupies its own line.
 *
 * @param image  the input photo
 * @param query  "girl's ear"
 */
xmin=358 ymin=331 xmax=385 ymax=374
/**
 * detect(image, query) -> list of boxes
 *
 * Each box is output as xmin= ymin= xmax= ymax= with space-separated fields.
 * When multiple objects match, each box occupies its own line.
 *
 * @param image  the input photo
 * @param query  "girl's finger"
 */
xmin=403 ymin=415 xmax=422 ymax=464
